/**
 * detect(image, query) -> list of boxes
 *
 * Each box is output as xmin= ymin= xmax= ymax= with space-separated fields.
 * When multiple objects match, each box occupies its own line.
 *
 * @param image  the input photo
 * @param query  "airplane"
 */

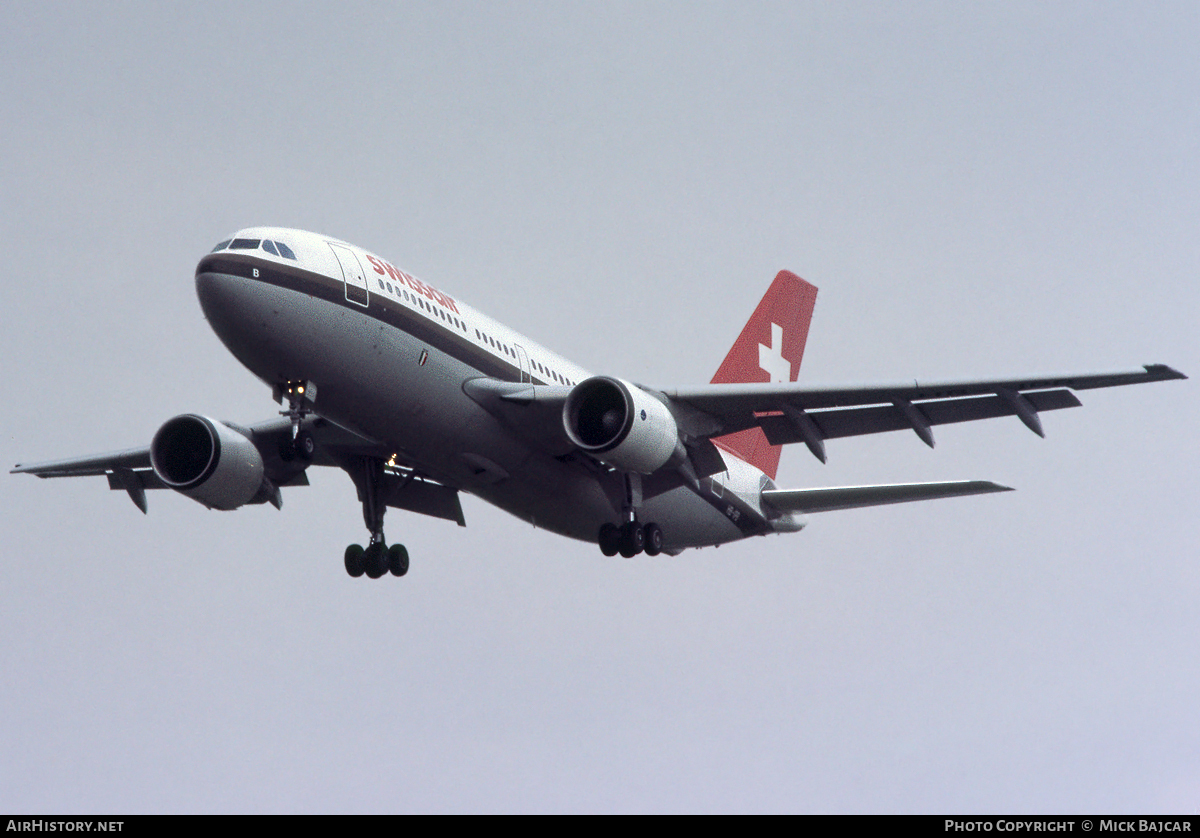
xmin=12 ymin=227 xmax=1187 ymax=579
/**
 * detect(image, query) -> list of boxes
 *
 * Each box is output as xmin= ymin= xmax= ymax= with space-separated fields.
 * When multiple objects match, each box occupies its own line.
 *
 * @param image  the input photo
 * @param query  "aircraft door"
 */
xmin=329 ymin=243 xmax=369 ymax=307
xmin=514 ymin=344 xmax=532 ymax=384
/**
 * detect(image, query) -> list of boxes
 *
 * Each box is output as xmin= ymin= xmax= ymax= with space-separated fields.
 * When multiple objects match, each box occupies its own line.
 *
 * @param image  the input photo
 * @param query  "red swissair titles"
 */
xmin=365 ymin=255 xmax=460 ymax=314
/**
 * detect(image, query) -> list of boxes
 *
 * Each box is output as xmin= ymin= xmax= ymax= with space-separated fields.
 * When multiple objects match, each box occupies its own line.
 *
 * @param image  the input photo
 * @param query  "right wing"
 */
xmin=663 ymin=364 xmax=1186 ymax=461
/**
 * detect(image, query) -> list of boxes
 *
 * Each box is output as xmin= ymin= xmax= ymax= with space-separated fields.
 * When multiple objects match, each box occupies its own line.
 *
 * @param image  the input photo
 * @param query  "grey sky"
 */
xmin=2 ymin=2 xmax=1197 ymax=813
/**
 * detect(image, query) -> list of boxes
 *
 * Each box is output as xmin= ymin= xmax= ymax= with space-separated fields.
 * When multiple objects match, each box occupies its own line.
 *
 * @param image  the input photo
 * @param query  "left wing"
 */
xmin=11 ymin=447 xmax=153 ymax=479
xmin=12 ymin=416 xmax=465 ymax=525
xmin=11 ymin=416 xmax=373 ymax=482
xmin=662 ymin=364 xmax=1186 ymax=462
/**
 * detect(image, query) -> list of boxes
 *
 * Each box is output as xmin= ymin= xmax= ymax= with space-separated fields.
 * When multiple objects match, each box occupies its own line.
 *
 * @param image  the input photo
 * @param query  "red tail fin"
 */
xmin=710 ymin=270 xmax=818 ymax=480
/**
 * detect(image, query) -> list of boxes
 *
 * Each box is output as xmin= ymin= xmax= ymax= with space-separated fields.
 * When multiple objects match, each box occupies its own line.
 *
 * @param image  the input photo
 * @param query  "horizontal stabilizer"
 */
xmin=762 ymin=480 xmax=1012 ymax=514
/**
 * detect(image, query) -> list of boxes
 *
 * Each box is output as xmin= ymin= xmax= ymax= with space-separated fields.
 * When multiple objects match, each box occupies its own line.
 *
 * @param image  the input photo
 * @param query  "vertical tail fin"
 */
xmin=710 ymin=270 xmax=818 ymax=480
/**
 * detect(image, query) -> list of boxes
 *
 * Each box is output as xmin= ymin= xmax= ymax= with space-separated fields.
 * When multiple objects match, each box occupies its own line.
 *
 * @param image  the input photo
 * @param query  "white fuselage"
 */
xmin=195 ymin=227 xmax=799 ymax=551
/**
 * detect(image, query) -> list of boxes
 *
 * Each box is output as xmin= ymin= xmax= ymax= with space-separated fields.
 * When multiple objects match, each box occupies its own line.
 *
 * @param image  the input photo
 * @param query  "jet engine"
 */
xmin=150 ymin=414 xmax=267 ymax=510
xmin=563 ymin=377 xmax=679 ymax=474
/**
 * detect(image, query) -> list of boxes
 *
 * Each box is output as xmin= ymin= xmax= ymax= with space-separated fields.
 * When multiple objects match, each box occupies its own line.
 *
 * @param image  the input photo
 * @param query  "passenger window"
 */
xmin=261 ymin=240 xmax=279 ymax=256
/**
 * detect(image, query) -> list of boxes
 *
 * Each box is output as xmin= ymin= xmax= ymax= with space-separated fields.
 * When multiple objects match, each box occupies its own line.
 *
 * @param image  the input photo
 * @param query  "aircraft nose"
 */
xmin=193 ymin=267 xmax=277 ymax=372
xmin=193 ymin=261 xmax=321 ymax=386
xmin=195 ymin=270 xmax=246 ymax=330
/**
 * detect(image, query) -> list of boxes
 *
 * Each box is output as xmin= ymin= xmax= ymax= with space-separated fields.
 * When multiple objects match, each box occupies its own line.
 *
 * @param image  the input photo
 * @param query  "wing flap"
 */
xmin=762 ymin=480 xmax=1013 ymax=514
xmin=759 ymin=389 xmax=1081 ymax=444
xmin=666 ymin=363 xmax=1184 ymax=433
xmin=379 ymin=473 xmax=467 ymax=526
xmin=105 ymin=469 xmax=168 ymax=491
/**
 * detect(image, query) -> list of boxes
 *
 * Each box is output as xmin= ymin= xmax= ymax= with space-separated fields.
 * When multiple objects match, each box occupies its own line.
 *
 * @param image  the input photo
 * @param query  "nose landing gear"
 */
xmin=275 ymin=379 xmax=318 ymax=462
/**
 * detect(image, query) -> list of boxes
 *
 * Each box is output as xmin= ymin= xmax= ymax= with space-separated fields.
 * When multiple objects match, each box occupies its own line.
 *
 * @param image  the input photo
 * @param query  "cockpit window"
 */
xmin=274 ymin=241 xmax=296 ymax=259
xmin=229 ymin=238 xmax=261 ymax=250
xmin=211 ymin=239 xmax=231 ymax=252
xmin=261 ymin=240 xmax=279 ymax=256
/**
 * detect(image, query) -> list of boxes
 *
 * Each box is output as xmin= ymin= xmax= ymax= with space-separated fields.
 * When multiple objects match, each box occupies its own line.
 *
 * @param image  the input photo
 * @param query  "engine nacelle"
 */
xmin=563 ymin=377 xmax=679 ymax=474
xmin=150 ymin=414 xmax=266 ymax=510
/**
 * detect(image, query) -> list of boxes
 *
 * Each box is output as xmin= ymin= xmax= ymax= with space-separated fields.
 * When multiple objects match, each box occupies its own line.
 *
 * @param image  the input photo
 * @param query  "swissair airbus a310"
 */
xmin=13 ymin=227 xmax=1186 ymax=578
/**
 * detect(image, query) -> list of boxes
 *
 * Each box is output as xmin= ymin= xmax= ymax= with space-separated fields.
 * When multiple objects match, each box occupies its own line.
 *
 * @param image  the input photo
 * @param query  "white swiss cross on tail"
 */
xmin=759 ymin=323 xmax=791 ymax=383
xmin=709 ymin=270 xmax=819 ymax=480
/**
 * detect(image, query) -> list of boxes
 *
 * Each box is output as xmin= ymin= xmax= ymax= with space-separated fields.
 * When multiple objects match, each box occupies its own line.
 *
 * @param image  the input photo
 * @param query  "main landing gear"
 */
xmin=344 ymin=542 xmax=409 ymax=579
xmin=343 ymin=456 xmax=409 ymax=579
xmin=272 ymin=379 xmax=410 ymax=579
xmin=597 ymin=473 xmax=664 ymax=558
xmin=598 ymin=521 xmax=663 ymax=558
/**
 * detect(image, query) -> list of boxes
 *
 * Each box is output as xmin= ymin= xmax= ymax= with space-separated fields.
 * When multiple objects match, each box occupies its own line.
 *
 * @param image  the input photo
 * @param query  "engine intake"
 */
xmin=563 ymin=377 xmax=679 ymax=474
xmin=150 ymin=414 xmax=266 ymax=510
